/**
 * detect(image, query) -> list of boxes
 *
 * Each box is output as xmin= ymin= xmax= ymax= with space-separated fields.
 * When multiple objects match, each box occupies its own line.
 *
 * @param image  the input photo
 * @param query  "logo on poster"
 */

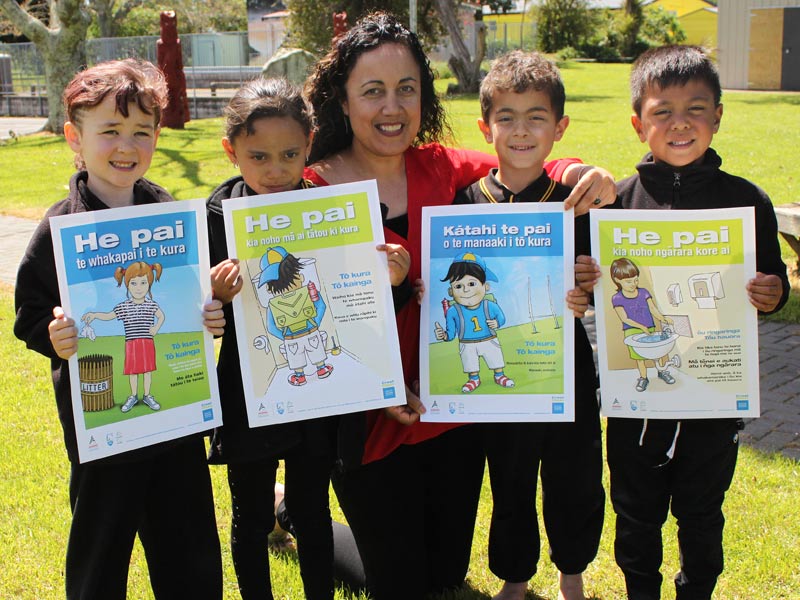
xmin=276 ymin=402 xmax=285 ymax=415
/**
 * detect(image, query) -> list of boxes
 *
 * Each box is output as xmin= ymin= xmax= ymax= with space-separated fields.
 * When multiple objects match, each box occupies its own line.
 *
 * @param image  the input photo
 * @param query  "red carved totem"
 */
xmin=157 ymin=11 xmax=190 ymax=129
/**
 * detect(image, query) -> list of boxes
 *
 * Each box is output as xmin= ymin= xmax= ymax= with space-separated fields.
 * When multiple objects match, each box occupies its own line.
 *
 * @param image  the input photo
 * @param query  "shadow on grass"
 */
xmin=564 ymin=94 xmax=614 ymax=104
xmin=730 ymin=94 xmax=800 ymax=107
xmin=156 ymin=146 xmax=204 ymax=187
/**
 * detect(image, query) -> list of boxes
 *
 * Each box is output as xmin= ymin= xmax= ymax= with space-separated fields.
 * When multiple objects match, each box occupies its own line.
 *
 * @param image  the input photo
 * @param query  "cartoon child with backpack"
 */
xmin=434 ymin=252 xmax=515 ymax=393
xmin=258 ymin=246 xmax=333 ymax=387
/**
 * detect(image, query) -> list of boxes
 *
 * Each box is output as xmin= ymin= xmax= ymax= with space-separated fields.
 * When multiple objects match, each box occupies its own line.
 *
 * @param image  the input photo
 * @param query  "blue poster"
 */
xmin=51 ymin=200 xmax=221 ymax=462
xmin=420 ymin=203 xmax=575 ymax=422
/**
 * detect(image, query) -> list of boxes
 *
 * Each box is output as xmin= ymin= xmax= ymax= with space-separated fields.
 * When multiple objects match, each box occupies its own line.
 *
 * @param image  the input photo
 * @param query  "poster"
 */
xmin=51 ymin=200 xmax=221 ymax=463
xmin=591 ymin=208 xmax=759 ymax=419
xmin=420 ymin=203 xmax=575 ymax=422
xmin=222 ymin=180 xmax=405 ymax=426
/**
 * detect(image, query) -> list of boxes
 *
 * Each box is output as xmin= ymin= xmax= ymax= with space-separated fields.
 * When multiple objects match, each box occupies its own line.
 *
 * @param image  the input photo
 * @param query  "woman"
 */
xmin=304 ymin=12 xmax=614 ymax=599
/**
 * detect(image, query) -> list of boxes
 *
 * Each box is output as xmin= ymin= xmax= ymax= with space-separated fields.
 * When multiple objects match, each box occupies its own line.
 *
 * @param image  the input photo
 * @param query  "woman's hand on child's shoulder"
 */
xmin=575 ymin=255 xmax=601 ymax=293
xmin=377 ymin=243 xmax=411 ymax=287
xmin=747 ymin=272 xmax=784 ymax=313
xmin=49 ymin=306 xmax=78 ymax=360
xmin=564 ymin=165 xmax=617 ymax=216
xmin=203 ymin=299 xmax=226 ymax=336
xmin=211 ymin=258 xmax=243 ymax=304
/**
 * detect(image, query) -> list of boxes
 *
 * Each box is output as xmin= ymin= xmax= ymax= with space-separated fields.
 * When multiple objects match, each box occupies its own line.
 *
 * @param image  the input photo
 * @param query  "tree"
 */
xmin=533 ymin=0 xmax=594 ymax=53
xmin=89 ymin=0 xmax=144 ymax=38
xmin=285 ymin=1 xmax=511 ymax=94
xmin=285 ymin=1 xmax=445 ymax=56
xmin=0 ymin=0 xmax=90 ymax=133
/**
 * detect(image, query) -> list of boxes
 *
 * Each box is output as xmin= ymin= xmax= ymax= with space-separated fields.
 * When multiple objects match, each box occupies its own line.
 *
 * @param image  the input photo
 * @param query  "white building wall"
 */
xmin=718 ymin=0 xmax=800 ymax=89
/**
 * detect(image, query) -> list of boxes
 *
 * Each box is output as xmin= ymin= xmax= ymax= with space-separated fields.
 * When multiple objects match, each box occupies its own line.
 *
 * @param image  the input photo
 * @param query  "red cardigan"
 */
xmin=305 ymin=144 xmax=579 ymax=464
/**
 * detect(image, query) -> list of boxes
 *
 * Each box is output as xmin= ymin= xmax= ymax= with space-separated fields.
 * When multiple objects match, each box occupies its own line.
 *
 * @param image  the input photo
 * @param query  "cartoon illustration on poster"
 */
xmin=420 ymin=203 xmax=575 ymax=422
xmin=222 ymin=180 xmax=405 ymax=426
xmin=50 ymin=200 xmax=221 ymax=462
xmin=590 ymin=208 xmax=759 ymax=418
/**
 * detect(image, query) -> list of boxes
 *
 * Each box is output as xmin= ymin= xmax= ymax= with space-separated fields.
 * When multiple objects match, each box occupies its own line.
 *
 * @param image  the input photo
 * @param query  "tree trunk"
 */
xmin=433 ymin=0 xmax=485 ymax=94
xmin=0 ymin=0 xmax=90 ymax=133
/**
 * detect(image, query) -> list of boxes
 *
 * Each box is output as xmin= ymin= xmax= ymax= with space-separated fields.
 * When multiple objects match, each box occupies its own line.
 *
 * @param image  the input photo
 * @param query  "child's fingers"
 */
xmin=49 ymin=309 xmax=78 ymax=359
xmin=566 ymin=288 xmax=590 ymax=318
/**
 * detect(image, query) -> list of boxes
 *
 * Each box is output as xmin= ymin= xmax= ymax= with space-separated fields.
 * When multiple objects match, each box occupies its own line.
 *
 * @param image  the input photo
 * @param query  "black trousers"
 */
xmin=332 ymin=425 xmax=485 ymax=600
xmin=227 ymin=444 xmax=335 ymax=600
xmin=483 ymin=376 xmax=605 ymax=582
xmin=607 ymin=418 xmax=740 ymax=600
xmin=66 ymin=438 xmax=222 ymax=600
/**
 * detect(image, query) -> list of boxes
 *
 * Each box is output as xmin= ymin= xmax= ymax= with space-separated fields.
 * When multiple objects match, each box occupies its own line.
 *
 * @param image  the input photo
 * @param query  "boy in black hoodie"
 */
xmin=14 ymin=59 xmax=222 ymax=599
xmin=596 ymin=45 xmax=789 ymax=600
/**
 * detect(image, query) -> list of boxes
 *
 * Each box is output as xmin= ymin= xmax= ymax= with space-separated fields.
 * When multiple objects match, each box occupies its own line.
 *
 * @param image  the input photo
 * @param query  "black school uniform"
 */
xmin=14 ymin=172 xmax=222 ymax=600
xmin=608 ymin=149 xmax=790 ymax=600
xmin=206 ymin=175 xmax=338 ymax=600
xmin=455 ymin=169 xmax=605 ymax=581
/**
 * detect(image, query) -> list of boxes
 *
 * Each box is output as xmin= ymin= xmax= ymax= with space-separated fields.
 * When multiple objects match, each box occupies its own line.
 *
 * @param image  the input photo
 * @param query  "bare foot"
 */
xmin=269 ymin=481 xmax=295 ymax=552
xmin=558 ymin=572 xmax=586 ymax=600
xmin=492 ymin=581 xmax=527 ymax=600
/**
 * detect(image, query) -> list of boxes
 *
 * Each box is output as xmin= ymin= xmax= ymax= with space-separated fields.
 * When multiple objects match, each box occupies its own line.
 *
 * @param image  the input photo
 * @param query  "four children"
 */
xmin=12 ymin=40 xmax=790 ymax=600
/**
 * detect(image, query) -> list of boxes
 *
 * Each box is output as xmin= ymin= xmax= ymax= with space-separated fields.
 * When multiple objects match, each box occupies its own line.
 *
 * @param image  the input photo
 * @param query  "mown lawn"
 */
xmin=1 ymin=61 xmax=799 ymax=598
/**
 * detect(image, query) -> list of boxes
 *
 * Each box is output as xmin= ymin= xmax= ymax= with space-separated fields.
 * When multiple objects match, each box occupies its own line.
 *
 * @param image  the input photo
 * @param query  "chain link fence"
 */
xmin=0 ymin=32 xmax=256 ymax=97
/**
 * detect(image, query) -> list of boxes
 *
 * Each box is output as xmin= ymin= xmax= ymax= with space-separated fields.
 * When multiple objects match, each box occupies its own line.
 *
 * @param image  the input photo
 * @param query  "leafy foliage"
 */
xmin=534 ymin=1 xmax=687 ymax=61
xmin=284 ymin=0 xmax=446 ymax=56
xmin=87 ymin=0 xmax=247 ymax=38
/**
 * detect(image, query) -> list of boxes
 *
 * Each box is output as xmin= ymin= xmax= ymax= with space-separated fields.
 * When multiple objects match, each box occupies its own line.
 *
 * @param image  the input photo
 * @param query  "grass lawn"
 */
xmin=1 ymin=62 xmax=800 ymax=598
xmin=2 ymin=284 xmax=799 ymax=599
xmin=1 ymin=61 xmax=798 ymax=321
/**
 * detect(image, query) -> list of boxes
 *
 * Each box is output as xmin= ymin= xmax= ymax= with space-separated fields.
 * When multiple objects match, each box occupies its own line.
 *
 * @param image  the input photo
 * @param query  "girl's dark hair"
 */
xmin=305 ymin=11 xmax=450 ymax=163
xmin=224 ymin=77 xmax=314 ymax=141
xmin=63 ymin=59 xmax=168 ymax=129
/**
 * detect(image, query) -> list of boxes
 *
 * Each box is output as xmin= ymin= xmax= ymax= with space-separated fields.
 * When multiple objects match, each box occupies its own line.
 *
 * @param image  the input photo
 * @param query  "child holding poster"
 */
xmin=453 ymin=50 xmax=604 ymax=600
xmin=206 ymin=77 xmax=381 ymax=600
xmin=13 ymin=59 xmax=222 ymax=599
xmin=584 ymin=45 xmax=789 ymax=600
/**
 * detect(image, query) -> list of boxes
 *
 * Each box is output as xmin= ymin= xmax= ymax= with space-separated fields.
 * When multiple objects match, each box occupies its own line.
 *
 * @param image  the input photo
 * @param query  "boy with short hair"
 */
xmin=14 ymin=59 xmax=223 ymax=599
xmin=455 ymin=50 xmax=604 ymax=600
xmin=604 ymin=45 xmax=789 ymax=600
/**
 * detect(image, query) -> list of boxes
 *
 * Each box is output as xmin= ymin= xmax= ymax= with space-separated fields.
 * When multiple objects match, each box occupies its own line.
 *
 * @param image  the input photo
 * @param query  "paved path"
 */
xmin=1 ymin=213 xmax=798 ymax=459
xmin=0 ymin=117 xmax=48 ymax=139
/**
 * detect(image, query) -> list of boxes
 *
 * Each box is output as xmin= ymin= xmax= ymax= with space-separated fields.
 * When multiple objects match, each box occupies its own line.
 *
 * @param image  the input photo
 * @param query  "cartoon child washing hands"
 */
xmin=82 ymin=261 xmax=165 ymax=412
xmin=610 ymin=258 xmax=675 ymax=392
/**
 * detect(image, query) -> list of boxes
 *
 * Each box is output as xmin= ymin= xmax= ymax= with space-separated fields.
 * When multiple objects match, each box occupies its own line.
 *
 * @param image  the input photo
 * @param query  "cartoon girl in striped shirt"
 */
xmin=82 ymin=261 xmax=165 ymax=413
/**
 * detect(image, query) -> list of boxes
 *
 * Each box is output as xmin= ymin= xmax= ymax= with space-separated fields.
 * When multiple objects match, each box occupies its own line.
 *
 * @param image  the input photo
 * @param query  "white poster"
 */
xmin=222 ymin=180 xmax=406 ymax=426
xmin=591 ymin=208 xmax=759 ymax=419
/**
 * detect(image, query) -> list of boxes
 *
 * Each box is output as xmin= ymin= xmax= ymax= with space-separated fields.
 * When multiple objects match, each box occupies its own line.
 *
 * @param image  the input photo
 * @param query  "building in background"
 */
xmin=247 ymin=0 xmax=288 ymax=65
xmin=718 ymin=0 xmax=800 ymax=91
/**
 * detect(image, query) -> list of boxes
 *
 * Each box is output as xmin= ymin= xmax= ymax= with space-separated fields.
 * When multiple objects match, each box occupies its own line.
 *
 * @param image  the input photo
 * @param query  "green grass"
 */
xmin=2 ymin=283 xmax=800 ymax=598
xmin=2 ymin=62 xmax=797 ymax=320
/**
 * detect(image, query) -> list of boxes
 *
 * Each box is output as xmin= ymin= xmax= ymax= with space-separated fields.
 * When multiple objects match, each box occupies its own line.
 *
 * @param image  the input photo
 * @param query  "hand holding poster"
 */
xmin=222 ymin=180 xmax=405 ymax=426
xmin=590 ymin=208 xmax=759 ymax=418
xmin=51 ymin=200 xmax=221 ymax=462
xmin=420 ymin=203 xmax=575 ymax=422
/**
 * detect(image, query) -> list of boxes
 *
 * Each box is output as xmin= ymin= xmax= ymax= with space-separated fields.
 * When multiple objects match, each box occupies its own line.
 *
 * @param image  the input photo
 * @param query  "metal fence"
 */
xmin=0 ymin=31 xmax=254 ymax=96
